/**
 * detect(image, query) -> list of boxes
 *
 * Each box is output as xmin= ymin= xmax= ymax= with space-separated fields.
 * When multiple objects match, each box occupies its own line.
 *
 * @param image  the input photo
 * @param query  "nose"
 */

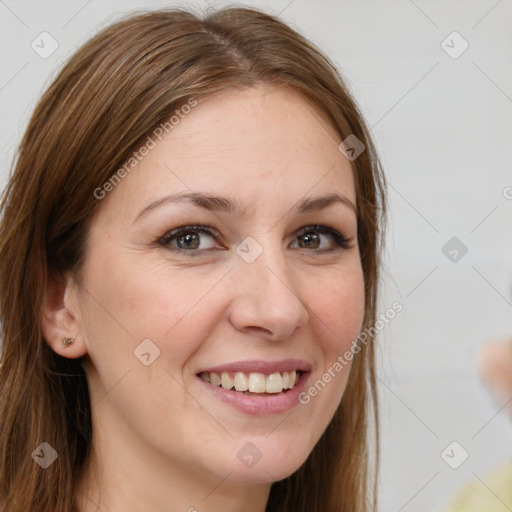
xmin=228 ymin=243 xmax=310 ymax=341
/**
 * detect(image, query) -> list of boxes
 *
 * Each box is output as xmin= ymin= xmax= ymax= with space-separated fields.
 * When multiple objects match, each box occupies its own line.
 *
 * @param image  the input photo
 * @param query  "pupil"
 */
xmin=178 ymin=232 xmax=199 ymax=249
xmin=301 ymin=232 xmax=319 ymax=249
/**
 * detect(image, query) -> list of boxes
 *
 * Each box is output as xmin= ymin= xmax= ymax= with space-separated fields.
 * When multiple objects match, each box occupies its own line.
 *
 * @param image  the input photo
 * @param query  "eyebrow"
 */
xmin=133 ymin=191 xmax=356 ymax=223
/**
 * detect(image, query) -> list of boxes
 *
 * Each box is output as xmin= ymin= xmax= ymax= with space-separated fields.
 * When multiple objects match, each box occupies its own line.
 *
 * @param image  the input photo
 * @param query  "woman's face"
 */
xmin=68 ymin=84 xmax=365 ymax=487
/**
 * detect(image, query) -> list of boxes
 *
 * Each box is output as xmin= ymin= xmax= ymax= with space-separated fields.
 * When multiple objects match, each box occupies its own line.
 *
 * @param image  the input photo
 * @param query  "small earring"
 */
xmin=62 ymin=337 xmax=75 ymax=348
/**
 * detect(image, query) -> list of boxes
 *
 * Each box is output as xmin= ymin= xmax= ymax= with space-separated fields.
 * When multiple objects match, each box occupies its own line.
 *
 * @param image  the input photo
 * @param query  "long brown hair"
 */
xmin=0 ymin=6 xmax=386 ymax=511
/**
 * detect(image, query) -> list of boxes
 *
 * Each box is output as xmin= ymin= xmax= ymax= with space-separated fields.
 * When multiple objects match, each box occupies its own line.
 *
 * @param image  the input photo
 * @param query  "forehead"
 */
xmin=98 ymin=84 xmax=356 ymax=221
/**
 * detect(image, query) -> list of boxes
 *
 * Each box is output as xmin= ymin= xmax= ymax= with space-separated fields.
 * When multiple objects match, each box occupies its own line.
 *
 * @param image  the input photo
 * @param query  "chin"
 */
xmin=214 ymin=435 xmax=313 ymax=484
xmin=223 ymin=460 xmax=306 ymax=484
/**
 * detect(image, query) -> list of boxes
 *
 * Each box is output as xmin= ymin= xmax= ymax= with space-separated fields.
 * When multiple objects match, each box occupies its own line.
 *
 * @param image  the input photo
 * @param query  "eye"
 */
xmin=157 ymin=224 xmax=353 ymax=256
xmin=291 ymin=225 xmax=353 ymax=251
xmin=157 ymin=225 xmax=221 ymax=253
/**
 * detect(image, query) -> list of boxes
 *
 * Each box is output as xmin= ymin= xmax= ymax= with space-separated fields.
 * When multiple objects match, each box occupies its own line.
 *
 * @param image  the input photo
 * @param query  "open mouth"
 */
xmin=197 ymin=370 xmax=304 ymax=396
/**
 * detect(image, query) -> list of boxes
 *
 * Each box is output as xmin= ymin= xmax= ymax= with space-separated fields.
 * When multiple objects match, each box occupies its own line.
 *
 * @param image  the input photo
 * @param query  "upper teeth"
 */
xmin=199 ymin=370 xmax=299 ymax=393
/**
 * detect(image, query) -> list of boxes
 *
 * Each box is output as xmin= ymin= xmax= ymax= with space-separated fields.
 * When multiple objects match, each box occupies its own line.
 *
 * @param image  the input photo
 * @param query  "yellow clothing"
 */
xmin=444 ymin=461 xmax=512 ymax=512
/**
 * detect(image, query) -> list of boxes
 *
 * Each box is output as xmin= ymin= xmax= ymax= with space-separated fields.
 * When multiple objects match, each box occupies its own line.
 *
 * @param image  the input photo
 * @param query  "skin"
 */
xmin=41 ymin=84 xmax=365 ymax=512
xmin=476 ymin=337 xmax=512 ymax=418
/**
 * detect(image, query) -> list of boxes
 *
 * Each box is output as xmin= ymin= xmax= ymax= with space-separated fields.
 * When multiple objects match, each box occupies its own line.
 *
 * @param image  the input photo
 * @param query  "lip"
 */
xmin=197 ymin=359 xmax=312 ymax=375
xmin=196 ymin=367 xmax=311 ymax=416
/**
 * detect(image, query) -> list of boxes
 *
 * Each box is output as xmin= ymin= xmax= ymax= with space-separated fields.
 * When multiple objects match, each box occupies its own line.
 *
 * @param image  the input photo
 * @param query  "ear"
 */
xmin=41 ymin=273 xmax=87 ymax=359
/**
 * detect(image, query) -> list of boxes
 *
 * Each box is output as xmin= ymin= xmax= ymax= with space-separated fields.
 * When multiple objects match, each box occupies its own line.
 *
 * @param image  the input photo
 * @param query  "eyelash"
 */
xmin=157 ymin=224 xmax=354 ymax=256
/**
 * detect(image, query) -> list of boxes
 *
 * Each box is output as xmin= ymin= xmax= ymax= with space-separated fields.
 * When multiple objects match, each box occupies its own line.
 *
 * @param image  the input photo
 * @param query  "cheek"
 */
xmin=82 ymin=254 xmax=231 ymax=366
xmin=307 ymin=265 xmax=365 ymax=355
xmin=81 ymin=238 xmax=365 ymax=375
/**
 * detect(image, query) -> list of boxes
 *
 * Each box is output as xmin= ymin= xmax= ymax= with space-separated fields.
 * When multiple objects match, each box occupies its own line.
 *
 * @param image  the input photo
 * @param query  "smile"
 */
xmin=198 ymin=370 xmax=301 ymax=395
xmin=196 ymin=364 xmax=311 ymax=415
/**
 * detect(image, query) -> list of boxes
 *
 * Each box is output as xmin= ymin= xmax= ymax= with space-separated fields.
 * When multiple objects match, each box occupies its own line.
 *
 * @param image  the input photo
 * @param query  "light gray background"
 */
xmin=1 ymin=1 xmax=511 ymax=511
